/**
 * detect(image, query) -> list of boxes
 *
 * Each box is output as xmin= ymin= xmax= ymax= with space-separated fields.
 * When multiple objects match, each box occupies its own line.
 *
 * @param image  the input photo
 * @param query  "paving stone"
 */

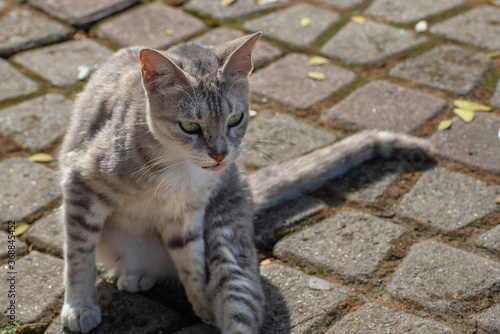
xmin=0 ymin=231 xmax=27 ymax=260
xmin=398 ymin=168 xmax=500 ymax=232
xmin=98 ymin=3 xmax=205 ymax=49
xmin=321 ymin=21 xmax=426 ymax=65
xmin=387 ymin=241 xmax=500 ymax=313
xmin=390 ymin=44 xmax=493 ymax=95
xmin=243 ymin=4 xmax=341 ymax=48
xmin=274 ymin=211 xmax=405 ymax=277
xmin=172 ymin=324 xmax=218 ymax=334
xmin=430 ymin=112 xmax=500 ymax=174
xmin=0 ymin=58 xmax=38 ymax=102
xmin=28 ymin=0 xmax=139 ymax=27
xmin=254 ymin=195 xmax=327 ymax=249
xmin=364 ymin=0 xmax=467 ymax=23
xmin=261 ymin=263 xmax=351 ymax=333
xmin=185 ymin=0 xmax=285 ymax=20
xmin=477 ymin=225 xmax=500 ymax=252
xmin=477 ymin=304 xmax=500 ymax=333
xmin=13 ymin=39 xmax=113 ymax=87
xmin=430 ymin=6 xmax=500 ymax=51
xmin=0 ymin=9 xmax=71 ymax=56
xmin=327 ymin=80 xmax=448 ymax=133
xmin=25 ymin=209 xmax=63 ymax=256
xmin=250 ymin=53 xmax=356 ymax=110
xmin=314 ymin=0 xmax=365 ymax=9
xmin=491 ymin=80 xmax=500 ymax=109
xmin=191 ymin=28 xmax=282 ymax=68
xmin=0 ymin=94 xmax=73 ymax=151
xmin=0 ymin=158 xmax=61 ymax=223
xmin=243 ymin=111 xmax=336 ymax=167
xmin=0 ymin=252 xmax=64 ymax=324
xmin=326 ymin=303 xmax=454 ymax=334
xmin=0 ymin=2 xmax=5 ymax=12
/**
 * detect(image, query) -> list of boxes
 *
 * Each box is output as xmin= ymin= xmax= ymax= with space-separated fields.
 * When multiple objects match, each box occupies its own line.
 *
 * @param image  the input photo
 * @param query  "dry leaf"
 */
xmin=221 ymin=0 xmax=237 ymax=6
xmin=307 ymin=71 xmax=325 ymax=80
xmin=453 ymin=108 xmax=475 ymax=123
xmin=489 ymin=0 xmax=500 ymax=5
xmin=13 ymin=223 xmax=30 ymax=237
xmin=255 ymin=0 xmax=279 ymax=4
xmin=308 ymin=56 xmax=330 ymax=66
xmin=260 ymin=259 xmax=272 ymax=266
xmin=164 ymin=29 xmax=174 ymax=36
xmin=351 ymin=16 xmax=366 ymax=24
xmin=28 ymin=153 xmax=54 ymax=162
xmin=496 ymin=197 xmax=500 ymax=204
xmin=438 ymin=120 xmax=452 ymax=130
xmin=487 ymin=51 xmax=500 ymax=59
xmin=300 ymin=17 xmax=311 ymax=27
xmin=453 ymin=99 xmax=491 ymax=112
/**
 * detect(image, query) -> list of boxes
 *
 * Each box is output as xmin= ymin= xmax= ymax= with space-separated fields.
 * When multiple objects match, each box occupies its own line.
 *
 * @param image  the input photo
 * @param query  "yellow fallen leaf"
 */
xmin=489 ymin=0 xmax=500 ymax=5
xmin=164 ymin=29 xmax=174 ymax=36
xmin=307 ymin=71 xmax=325 ymax=81
xmin=260 ymin=259 xmax=272 ymax=266
xmin=453 ymin=99 xmax=491 ymax=112
xmin=28 ymin=153 xmax=54 ymax=162
xmin=487 ymin=51 xmax=500 ymax=59
xmin=496 ymin=197 xmax=500 ymax=204
xmin=308 ymin=56 xmax=330 ymax=66
xmin=453 ymin=108 xmax=475 ymax=123
xmin=438 ymin=120 xmax=452 ymax=130
xmin=221 ymin=0 xmax=237 ymax=6
xmin=13 ymin=223 xmax=30 ymax=237
xmin=351 ymin=16 xmax=366 ymax=24
xmin=300 ymin=17 xmax=311 ymax=27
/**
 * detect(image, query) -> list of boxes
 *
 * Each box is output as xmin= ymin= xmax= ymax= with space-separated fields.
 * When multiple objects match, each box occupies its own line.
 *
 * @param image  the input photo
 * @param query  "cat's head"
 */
xmin=139 ymin=32 xmax=261 ymax=172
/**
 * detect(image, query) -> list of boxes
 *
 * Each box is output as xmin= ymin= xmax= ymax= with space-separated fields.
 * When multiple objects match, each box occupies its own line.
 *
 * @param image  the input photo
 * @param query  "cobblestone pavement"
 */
xmin=0 ymin=0 xmax=499 ymax=333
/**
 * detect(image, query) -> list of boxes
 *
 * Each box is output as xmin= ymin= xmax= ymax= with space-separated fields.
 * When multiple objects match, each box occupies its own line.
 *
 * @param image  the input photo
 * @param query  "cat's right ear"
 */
xmin=139 ymin=49 xmax=189 ymax=92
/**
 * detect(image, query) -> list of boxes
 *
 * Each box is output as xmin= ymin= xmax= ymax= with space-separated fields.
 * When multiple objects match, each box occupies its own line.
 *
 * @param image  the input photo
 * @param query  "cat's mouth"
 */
xmin=202 ymin=162 xmax=226 ymax=171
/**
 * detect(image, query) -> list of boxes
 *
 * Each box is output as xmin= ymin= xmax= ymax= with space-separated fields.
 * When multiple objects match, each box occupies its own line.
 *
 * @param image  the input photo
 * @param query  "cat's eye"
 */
xmin=180 ymin=122 xmax=200 ymax=134
xmin=228 ymin=113 xmax=243 ymax=127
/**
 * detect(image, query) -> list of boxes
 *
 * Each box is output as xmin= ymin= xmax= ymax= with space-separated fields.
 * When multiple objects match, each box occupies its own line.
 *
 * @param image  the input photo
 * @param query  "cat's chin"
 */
xmin=201 ymin=163 xmax=227 ymax=172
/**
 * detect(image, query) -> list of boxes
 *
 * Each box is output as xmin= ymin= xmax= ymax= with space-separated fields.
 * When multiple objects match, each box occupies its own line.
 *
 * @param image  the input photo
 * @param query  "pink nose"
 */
xmin=210 ymin=152 xmax=227 ymax=163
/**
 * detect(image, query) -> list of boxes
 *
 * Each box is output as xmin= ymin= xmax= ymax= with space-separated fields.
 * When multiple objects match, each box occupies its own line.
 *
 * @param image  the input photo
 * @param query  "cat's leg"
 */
xmin=160 ymin=209 xmax=215 ymax=325
xmin=61 ymin=174 xmax=111 ymax=333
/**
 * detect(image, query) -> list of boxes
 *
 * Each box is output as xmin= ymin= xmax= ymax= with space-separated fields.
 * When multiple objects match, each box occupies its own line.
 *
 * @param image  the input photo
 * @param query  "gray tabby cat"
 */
xmin=60 ymin=31 xmax=433 ymax=334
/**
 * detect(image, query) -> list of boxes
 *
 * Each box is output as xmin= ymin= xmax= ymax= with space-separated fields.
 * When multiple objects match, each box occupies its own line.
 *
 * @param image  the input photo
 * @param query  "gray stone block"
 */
xmin=0 ymin=252 xmax=64 ymax=324
xmin=0 ymin=58 xmax=38 ymax=102
xmin=314 ymin=0 xmax=365 ymax=9
xmin=430 ymin=6 xmax=500 ymax=51
xmin=388 ymin=241 xmax=500 ymax=313
xmin=274 ymin=211 xmax=405 ymax=277
xmin=398 ymin=168 xmax=500 ymax=232
xmin=13 ymin=39 xmax=113 ymax=87
xmin=0 ymin=94 xmax=73 ymax=150
xmin=244 ymin=4 xmax=341 ymax=48
xmin=250 ymin=53 xmax=356 ymax=110
xmin=98 ymin=3 xmax=205 ymax=49
xmin=185 ymin=0 xmax=285 ymax=20
xmin=28 ymin=0 xmax=139 ymax=27
xmin=390 ymin=44 xmax=493 ymax=95
xmin=477 ymin=304 xmax=500 ymax=333
xmin=254 ymin=195 xmax=327 ymax=249
xmin=430 ymin=112 xmax=500 ymax=174
xmin=25 ymin=209 xmax=64 ymax=256
xmin=0 ymin=158 xmax=61 ymax=223
xmin=0 ymin=9 xmax=71 ymax=56
xmin=321 ymin=21 xmax=426 ymax=65
xmin=326 ymin=303 xmax=454 ymax=334
xmin=327 ymin=80 xmax=449 ymax=133
xmin=491 ymin=80 xmax=500 ymax=109
xmin=261 ymin=263 xmax=351 ymax=333
xmin=364 ymin=0 xmax=467 ymax=23
xmin=243 ymin=111 xmax=336 ymax=167
xmin=477 ymin=225 xmax=500 ymax=252
xmin=0 ymin=230 xmax=27 ymax=260
xmin=191 ymin=28 xmax=282 ymax=68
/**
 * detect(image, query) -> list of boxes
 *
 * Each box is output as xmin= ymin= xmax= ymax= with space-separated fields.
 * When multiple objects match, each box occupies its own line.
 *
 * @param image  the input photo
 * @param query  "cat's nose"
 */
xmin=210 ymin=152 xmax=228 ymax=163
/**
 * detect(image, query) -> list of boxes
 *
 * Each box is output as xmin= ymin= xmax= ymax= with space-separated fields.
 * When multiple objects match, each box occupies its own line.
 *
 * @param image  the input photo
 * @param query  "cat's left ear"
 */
xmin=220 ymin=32 xmax=262 ymax=80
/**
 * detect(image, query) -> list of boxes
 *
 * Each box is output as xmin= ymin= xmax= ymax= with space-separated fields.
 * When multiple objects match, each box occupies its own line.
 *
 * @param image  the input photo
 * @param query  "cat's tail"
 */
xmin=247 ymin=130 xmax=434 ymax=211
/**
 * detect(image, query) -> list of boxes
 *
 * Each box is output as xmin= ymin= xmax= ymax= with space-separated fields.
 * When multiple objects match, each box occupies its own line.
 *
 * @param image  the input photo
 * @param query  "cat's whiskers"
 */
xmin=131 ymin=154 xmax=190 ymax=182
xmin=153 ymin=161 xmax=192 ymax=197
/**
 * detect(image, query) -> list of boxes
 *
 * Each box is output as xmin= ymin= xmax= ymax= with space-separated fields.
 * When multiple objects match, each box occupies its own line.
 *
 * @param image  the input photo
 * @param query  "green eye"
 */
xmin=180 ymin=122 xmax=200 ymax=133
xmin=228 ymin=113 xmax=243 ymax=126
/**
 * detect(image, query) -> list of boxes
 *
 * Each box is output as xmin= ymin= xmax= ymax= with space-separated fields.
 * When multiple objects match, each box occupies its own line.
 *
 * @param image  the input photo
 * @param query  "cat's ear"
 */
xmin=139 ymin=49 xmax=189 ymax=92
xmin=220 ymin=32 xmax=262 ymax=80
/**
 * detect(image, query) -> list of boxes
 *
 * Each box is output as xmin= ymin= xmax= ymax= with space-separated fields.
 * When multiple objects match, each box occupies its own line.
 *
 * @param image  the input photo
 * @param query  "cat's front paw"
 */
xmin=62 ymin=303 xmax=101 ymax=333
